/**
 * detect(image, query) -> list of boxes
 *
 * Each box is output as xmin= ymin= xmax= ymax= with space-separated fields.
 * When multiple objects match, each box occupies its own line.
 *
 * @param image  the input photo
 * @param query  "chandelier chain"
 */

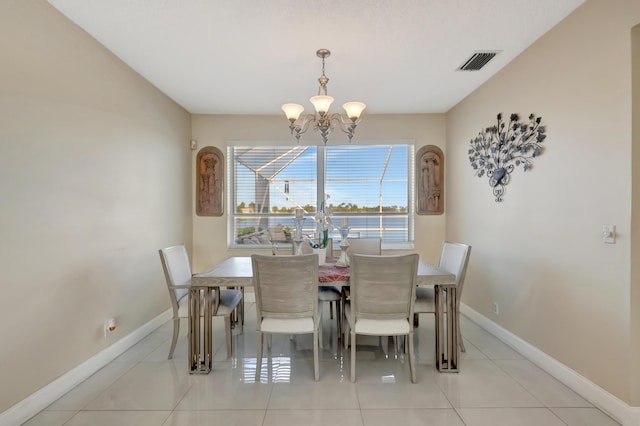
xmin=318 ymin=54 xmax=329 ymax=96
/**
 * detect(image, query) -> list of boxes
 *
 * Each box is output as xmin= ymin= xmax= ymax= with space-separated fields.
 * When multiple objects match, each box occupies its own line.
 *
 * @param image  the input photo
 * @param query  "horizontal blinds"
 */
xmin=233 ymin=146 xmax=317 ymax=214
xmin=230 ymin=143 xmax=411 ymax=245
xmin=325 ymin=145 xmax=408 ymax=212
xmin=325 ymin=145 xmax=410 ymax=242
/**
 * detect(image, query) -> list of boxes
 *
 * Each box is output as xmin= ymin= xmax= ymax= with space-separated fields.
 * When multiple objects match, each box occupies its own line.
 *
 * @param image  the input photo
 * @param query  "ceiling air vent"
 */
xmin=457 ymin=51 xmax=500 ymax=71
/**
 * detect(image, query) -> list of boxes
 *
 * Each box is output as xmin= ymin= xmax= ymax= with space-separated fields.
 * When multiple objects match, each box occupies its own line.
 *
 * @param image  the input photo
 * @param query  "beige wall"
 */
xmin=447 ymin=0 xmax=640 ymax=403
xmin=190 ymin=114 xmax=447 ymax=272
xmin=0 ymin=1 xmax=191 ymax=412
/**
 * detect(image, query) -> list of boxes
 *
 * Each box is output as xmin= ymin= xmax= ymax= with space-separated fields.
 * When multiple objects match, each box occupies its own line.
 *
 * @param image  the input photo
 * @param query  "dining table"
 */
xmin=189 ymin=255 xmax=459 ymax=374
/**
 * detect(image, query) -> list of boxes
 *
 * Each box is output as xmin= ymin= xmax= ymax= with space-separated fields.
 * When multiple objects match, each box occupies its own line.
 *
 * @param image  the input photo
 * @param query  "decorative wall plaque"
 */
xmin=468 ymin=113 xmax=546 ymax=202
xmin=196 ymin=146 xmax=224 ymax=216
xmin=416 ymin=145 xmax=444 ymax=215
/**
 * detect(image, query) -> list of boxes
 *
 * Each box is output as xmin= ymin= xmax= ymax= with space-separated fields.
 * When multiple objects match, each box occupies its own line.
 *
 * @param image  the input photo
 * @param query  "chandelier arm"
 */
xmin=296 ymin=115 xmax=316 ymax=141
xmin=288 ymin=114 xmax=315 ymax=143
xmin=298 ymin=114 xmax=315 ymax=133
xmin=331 ymin=113 xmax=359 ymax=142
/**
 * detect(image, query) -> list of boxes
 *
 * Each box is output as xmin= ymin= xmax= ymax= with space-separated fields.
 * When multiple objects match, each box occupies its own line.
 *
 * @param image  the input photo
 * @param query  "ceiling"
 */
xmin=48 ymin=0 xmax=585 ymax=115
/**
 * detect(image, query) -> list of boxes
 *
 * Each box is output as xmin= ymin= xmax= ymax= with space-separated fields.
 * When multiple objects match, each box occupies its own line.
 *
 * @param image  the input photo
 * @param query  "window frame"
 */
xmin=227 ymin=140 xmax=415 ymax=250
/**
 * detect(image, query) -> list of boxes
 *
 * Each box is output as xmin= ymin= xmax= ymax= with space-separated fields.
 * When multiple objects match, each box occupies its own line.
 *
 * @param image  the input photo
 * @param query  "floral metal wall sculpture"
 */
xmin=468 ymin=113 xmax=546 ymax=202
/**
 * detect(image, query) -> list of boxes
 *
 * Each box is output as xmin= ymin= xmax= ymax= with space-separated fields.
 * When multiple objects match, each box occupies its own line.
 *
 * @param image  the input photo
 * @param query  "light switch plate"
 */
xmin=602 ymin=225 xmax=616 ymax=244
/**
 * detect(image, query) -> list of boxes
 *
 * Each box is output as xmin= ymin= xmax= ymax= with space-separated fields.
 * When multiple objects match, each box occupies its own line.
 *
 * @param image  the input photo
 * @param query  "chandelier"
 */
xmin=281 ymin=49 xmax=366 ymax=144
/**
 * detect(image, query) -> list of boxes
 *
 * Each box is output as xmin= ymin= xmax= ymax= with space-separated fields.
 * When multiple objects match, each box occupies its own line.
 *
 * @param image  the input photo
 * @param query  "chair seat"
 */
xmin=345 ymin=305 xmax=410 ymax=335
xmin=414 ymin=287 xmax=436 ymax=313
xmin=318 ymin=285 xmax=341 ymax=301
xmin=260 ymin=317 xmax=315 ymax=333
xmin=217 ymin=289 xmax=244 ymax=315
xmin=355 ymin=318 xmax=410 ymax=335
xmin=177 ymin=289 xmax=243 ymax=317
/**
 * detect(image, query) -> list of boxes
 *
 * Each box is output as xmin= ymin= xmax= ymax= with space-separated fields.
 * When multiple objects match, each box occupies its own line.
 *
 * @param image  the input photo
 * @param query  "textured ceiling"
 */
xmin=48 ymin=0 xmax=585 ymax=114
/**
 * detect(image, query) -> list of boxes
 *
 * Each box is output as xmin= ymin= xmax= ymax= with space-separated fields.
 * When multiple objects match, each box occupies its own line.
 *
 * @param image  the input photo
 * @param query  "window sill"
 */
xmin=229 ymin=241 xmax=414 ymax=251
xmin=381 ymin=241 xmax=414 ymax=251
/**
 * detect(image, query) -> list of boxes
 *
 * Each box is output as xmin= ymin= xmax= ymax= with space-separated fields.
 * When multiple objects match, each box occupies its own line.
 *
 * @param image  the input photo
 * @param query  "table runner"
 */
xmin=318 ymin=258 xmax=350 ymax=283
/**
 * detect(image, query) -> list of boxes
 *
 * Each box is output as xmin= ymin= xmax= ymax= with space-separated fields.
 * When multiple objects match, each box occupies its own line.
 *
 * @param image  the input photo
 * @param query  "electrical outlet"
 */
xmin=492 ymin=302 xmax=499 ymax=315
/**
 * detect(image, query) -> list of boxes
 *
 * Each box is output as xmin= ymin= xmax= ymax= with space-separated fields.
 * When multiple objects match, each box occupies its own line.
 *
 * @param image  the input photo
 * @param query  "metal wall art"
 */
xmin=468 ymin=113 xmax=546 ymax=202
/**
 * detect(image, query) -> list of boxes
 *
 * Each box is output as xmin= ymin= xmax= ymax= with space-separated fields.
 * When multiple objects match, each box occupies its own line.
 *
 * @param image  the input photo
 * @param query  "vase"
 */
xmin=490 ymin=167 xmax=506 ymax=186
xmin=313 ymin=247 xmax=326 ymax=266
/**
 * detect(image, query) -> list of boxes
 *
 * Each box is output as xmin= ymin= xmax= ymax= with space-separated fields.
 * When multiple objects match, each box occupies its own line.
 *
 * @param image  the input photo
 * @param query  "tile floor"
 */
xmin=23 ymin=302 xmax=620 ymax=426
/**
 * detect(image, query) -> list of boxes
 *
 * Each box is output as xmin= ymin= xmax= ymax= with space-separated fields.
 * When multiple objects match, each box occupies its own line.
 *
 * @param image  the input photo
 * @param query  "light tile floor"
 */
xmin=23 ymin=303 xmax=620 ymax=426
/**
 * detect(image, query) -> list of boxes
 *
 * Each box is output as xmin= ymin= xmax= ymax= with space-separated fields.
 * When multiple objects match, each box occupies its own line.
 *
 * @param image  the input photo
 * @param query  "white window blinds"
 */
xmin=229 ymin=143 xmax=413 ymax=247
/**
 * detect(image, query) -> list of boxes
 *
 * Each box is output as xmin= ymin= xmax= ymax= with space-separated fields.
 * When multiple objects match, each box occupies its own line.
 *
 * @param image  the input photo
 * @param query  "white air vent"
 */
xmin=457 ymin=51 xmax=500 ymax=71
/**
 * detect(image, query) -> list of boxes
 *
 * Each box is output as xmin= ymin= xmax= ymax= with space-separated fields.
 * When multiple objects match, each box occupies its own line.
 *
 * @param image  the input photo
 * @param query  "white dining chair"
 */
xmin=159 ymin=245 xmax=243 ymax=359
xmin=345 ymin=253 xmax=419 ymax=383
xmin=251 ymin=254 xmax=321 ymax=381
xmin=345 ymin=237 xmax=382 ymax=256
xmin=414 ymin=241 xmax=471 ymax=352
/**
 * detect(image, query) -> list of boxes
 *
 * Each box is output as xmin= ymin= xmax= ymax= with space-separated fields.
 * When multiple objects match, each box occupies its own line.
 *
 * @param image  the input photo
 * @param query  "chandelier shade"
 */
xmin=310 ymin=95 xmax=334 ymax=114
xmin=343 ymin=102 xmax=366 ymax=120
xmin=281 ymin=103 xmax=305 ymax=121
xmin=282 ymin=49 xmax=366 ymax=144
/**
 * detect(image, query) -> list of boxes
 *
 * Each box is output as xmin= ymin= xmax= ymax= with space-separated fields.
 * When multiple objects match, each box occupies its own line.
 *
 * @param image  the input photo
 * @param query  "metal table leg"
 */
xmin=435 ymin=285 xmax=444 ymax=370
xmin=188 ymin=287 xmax=213 ymax=374
xmin=229 ymin=286 xmax=244 ymax=328
xmin=435 ymin=286 xmax=459 ymax=372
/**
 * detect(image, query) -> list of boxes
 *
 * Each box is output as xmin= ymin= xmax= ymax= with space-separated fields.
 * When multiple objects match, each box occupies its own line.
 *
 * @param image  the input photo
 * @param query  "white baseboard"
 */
xmin=460 ymin=303 xmax=640 ymax=426
xmin=0 ymin=309 xmax=173 ymax=426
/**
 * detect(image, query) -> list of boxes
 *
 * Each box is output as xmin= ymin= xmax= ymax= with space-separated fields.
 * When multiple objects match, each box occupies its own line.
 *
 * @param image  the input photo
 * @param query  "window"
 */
xmin=228 ymin=143 xmax=414 ymax=249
